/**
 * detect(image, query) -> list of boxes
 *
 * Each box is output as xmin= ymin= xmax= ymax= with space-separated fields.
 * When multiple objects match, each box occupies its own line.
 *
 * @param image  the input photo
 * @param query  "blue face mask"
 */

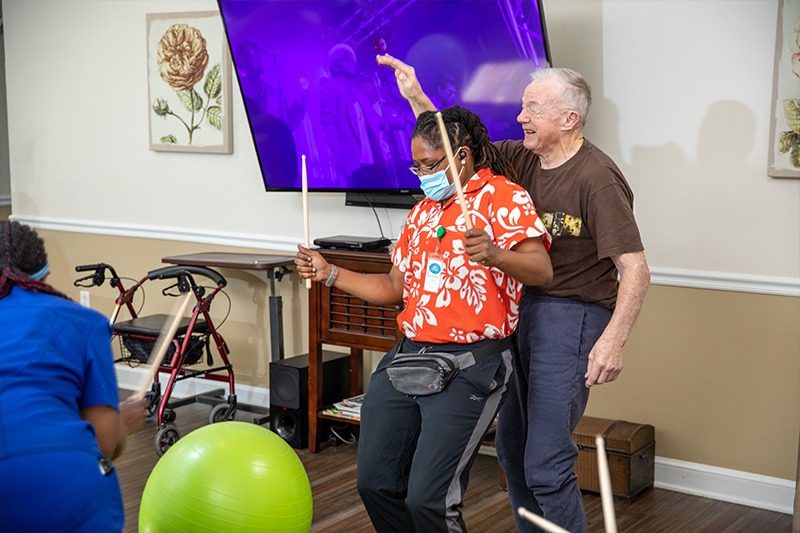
xmin=419 ymin=163 xmax=463 ymax=201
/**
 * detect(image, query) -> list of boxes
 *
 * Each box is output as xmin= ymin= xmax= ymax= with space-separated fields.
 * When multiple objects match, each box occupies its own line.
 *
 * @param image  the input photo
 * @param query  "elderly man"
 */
xmin=377 ymin=55 xmax=650 ymax=532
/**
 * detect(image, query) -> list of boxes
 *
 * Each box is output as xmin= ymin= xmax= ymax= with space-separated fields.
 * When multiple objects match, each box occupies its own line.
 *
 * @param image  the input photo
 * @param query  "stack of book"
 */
xmin=321 ymin=393 xmax=365 ymax=421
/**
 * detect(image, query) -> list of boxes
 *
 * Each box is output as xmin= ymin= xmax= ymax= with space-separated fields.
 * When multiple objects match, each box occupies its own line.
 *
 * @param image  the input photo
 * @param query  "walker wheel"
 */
xmin=209 ymin=403 xmax=238 ymax=424
xmin=163 ymin=408 xmax=176 ymax=423
xmin=155 ymin=425 xmax=181 ymax=456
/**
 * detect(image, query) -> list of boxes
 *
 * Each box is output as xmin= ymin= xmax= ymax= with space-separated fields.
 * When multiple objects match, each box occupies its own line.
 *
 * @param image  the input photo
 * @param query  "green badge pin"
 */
xmin=436 ymin=226 xmax=446 ymax=240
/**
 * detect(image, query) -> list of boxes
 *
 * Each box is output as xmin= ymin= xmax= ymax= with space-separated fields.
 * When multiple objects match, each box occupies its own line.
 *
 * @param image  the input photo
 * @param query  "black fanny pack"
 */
xmin=386 ymin=337 xmax=512 ymax=396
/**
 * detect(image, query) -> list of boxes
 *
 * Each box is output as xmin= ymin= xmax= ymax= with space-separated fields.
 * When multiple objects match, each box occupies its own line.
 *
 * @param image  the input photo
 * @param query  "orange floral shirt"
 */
xmin=391 ymin=168 xmax=551 ymax=344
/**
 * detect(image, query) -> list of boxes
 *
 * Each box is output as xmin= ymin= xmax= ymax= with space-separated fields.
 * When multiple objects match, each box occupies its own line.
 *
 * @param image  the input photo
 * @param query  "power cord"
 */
xmin=360 ymin=194 xmax=387 ymax=239
xmin=328 ymin=424 xmax=357 ymax=446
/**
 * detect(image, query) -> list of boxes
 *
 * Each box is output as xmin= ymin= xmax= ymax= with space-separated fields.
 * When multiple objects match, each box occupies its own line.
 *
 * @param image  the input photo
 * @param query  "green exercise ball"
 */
xmin=139 ymin=421 xmax=312 ymax=532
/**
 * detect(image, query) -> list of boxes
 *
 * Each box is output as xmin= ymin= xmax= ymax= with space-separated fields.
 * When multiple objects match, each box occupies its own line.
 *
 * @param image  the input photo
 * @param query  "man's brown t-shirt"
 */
xmin=495 ymin=139 xmax=644 ymax=310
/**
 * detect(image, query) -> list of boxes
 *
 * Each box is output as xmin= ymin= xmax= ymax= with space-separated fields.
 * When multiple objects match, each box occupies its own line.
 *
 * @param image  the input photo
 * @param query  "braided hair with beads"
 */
xmin=0 ymin=220 xmax=69 ymax=300
xmin=412 ymin=105 xmax=518 ymax=182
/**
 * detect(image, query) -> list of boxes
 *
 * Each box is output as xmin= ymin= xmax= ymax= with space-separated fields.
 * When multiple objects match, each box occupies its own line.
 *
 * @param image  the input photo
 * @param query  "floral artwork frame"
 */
xmin=768 ymin=0 xmax=800 ymax=178
xmin=147 ymin=11 xmax=233 ymax=154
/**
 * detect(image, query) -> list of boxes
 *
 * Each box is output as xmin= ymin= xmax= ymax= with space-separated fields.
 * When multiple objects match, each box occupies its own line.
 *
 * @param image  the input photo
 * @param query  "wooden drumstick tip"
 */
xmin=132 ymin=291 xmax=194 ymax=400
xmin=517 ymin=507 xmax=570 ymax=533
xmin=301 ymin=154 xmax=311 ymax=289
xmin=595 ymin=434 xmax=619 ymax=533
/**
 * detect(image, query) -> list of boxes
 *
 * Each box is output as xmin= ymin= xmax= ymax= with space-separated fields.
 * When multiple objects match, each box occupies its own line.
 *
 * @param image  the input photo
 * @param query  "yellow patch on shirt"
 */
xmin=542 ymin=212 xmax=582 ymax=237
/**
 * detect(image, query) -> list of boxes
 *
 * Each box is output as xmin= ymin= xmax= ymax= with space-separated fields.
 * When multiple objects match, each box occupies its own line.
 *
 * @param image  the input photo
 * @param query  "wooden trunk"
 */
xmin=573 ymin=416 xmax=655 ymax=499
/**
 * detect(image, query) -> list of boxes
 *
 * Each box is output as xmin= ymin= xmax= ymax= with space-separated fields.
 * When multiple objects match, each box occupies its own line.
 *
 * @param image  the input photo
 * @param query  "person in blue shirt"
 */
xmin=0 ymin=220 xmax=146 ymax=532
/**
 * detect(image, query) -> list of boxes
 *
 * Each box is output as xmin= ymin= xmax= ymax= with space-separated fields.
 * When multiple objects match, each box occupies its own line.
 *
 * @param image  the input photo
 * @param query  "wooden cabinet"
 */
xmin=307 ymin=248 xmax=403 ymax=452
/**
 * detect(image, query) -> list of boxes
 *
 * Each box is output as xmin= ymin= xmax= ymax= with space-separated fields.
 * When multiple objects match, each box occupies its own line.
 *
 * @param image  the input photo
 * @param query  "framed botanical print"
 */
xmin=147 ymin=11 xmax=233 ymax=154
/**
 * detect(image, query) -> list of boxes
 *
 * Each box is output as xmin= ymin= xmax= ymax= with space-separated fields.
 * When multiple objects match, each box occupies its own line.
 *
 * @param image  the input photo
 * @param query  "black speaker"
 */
xmin=269 ymin=351 xmax=350 ymax=448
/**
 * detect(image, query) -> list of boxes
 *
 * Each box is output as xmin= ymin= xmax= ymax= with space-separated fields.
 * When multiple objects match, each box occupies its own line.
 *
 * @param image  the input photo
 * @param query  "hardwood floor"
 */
xmin=115 ymin=397 xmax=793 ymax=532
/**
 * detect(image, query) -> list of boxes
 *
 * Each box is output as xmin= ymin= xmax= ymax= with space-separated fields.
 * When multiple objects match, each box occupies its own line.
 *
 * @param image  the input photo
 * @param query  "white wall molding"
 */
xmin=651 ymin=267 xmax=800 ymax=297
xmin=0 ymin=195 xmax=10 ymax=206
xmin=654 ymin=456 xmax=795 ymax=515
xmin=11 ymin=214 xmax=300 ymax=254
xmin=15 ymin=215 xmax=800 ymax=297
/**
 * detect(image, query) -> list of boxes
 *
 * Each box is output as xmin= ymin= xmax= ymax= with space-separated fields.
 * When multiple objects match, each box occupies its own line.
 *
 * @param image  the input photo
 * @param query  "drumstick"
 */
xmin=517 ymin=507 xmax=570 ymax=533
xmin=132 ymin=291 xmax=194 ymax=400
xmin=596 ymin=435 xmax=619 ymax=533
xmin=301 ymin=154 xmax=311 ymax=289
xmin=435 ymin=112 xmax=473 ymax=230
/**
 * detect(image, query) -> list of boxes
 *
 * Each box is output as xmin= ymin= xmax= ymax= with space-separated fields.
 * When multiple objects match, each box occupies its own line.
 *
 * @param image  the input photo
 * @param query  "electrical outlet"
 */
xmin=80 ymin=290 xmax=91 ymax=308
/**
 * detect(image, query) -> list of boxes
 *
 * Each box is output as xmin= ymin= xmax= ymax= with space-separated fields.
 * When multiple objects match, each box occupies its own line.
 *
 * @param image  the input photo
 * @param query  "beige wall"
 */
xmin=585 ymin=284 xmax=799 ymax=480
xmin=37 ymin=229 xmax=800 ymax=481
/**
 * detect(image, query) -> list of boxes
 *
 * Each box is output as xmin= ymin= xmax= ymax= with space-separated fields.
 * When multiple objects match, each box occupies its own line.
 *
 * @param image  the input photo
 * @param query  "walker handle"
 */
xmin=146 ymin=265 xmax=227 ymax=288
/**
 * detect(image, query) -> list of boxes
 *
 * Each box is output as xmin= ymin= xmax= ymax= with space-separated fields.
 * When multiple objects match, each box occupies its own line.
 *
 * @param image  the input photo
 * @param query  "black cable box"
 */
xmin=313 ymin=235 xmax=392 ymax=251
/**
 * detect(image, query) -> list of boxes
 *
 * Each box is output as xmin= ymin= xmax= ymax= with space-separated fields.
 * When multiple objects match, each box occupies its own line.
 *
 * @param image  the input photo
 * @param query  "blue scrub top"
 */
xmin=0 ymin=286 xmax=119 ymax=460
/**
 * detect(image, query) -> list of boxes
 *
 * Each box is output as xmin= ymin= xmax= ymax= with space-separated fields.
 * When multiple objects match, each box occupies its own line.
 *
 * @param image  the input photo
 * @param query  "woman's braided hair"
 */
xmin=412 ymin=105 xmax=518 ymax=182
xmin=0 ymin=220 xmax=68 ymax=300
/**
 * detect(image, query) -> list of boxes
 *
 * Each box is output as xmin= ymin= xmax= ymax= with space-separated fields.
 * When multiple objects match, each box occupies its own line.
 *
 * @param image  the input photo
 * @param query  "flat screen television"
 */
xmin=217 ymin=0 xmax=551 ymax=208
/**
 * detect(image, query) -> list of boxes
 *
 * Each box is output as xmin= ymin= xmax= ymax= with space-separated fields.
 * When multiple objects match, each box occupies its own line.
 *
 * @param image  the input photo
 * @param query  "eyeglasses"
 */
xmin=409 ymin=155 xmax=447 ymax=176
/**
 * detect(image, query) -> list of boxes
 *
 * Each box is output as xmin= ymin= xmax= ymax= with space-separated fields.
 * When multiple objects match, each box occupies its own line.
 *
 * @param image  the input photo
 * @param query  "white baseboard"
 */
xmin=479 ymin=445 xmax=795 ymax=515
xmin=654 ymin=456 xmax=795 ymax=515
xmin=116 ymin=366 xmax=269 ymax=410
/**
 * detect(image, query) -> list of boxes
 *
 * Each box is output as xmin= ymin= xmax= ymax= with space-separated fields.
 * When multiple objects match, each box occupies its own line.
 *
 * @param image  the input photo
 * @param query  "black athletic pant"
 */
xmin=356 ymin=337 xmax=513 ymax=532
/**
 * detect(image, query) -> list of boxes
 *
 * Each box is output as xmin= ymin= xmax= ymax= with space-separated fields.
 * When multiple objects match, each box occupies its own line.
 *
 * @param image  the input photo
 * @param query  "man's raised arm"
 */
xmin=376 ymin=54 xmax=437 ymax=117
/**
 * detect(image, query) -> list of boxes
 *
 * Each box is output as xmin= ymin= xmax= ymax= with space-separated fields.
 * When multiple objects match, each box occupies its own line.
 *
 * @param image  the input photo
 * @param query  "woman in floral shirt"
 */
xmin=295 ymin=106 xmax=552 ymax=532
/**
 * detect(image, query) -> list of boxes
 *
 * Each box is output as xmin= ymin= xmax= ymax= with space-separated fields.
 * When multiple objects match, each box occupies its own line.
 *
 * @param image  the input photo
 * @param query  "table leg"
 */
xmin=267 ymin=268 xmax=285 ymax=362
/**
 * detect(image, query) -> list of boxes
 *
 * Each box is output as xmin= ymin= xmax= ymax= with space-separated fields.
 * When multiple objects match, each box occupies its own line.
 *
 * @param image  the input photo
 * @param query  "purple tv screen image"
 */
xmin=217 ymin=0 xmax=550 ymax=192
